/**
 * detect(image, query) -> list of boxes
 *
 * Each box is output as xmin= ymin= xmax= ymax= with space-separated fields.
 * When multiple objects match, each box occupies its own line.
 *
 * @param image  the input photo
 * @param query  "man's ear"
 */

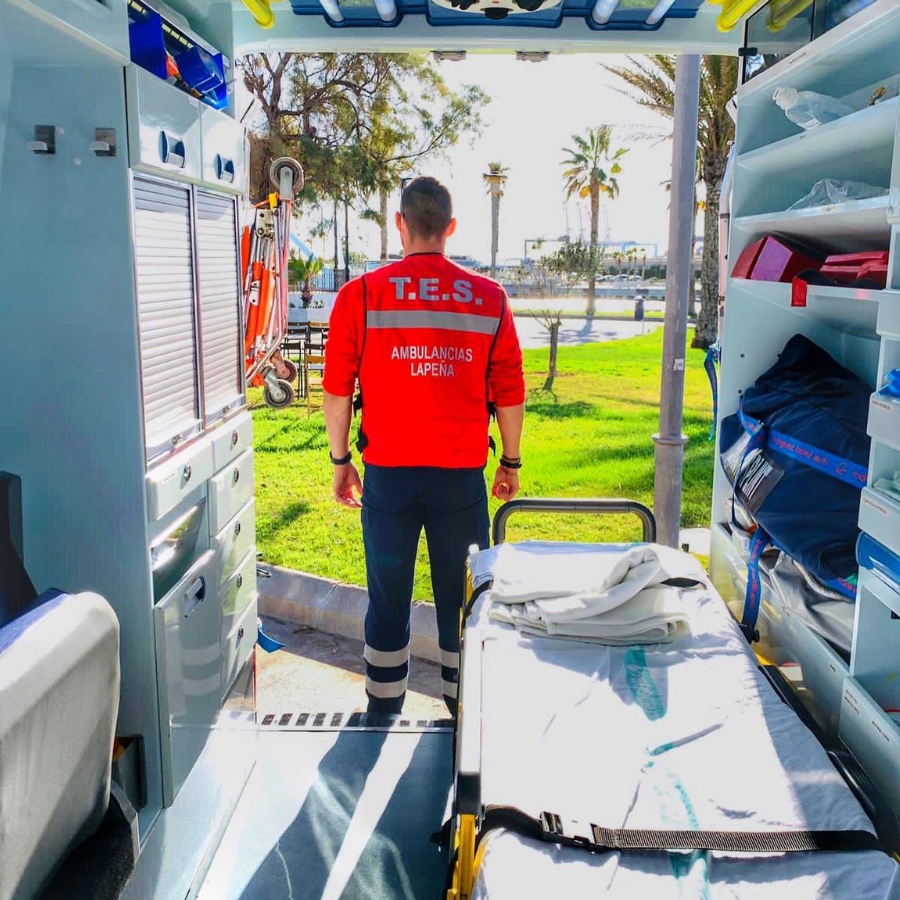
xmin=445 ymin=218 xmax=457 ymax=239
xmin=395 ymin=211 xmax=403 ymax=233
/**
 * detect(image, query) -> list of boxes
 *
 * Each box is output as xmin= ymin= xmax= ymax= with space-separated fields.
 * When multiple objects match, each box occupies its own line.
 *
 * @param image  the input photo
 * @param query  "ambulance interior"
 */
xmin=2 ymin=0 xmax=900 ymax=898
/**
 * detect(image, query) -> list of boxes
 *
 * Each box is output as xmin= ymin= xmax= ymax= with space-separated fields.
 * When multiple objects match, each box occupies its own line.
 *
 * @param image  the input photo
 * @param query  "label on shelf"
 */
xmin=872 ymin=397 xmax=895 ymax=413
xmin=843 ymin=683 xmax=861 ymax=715
xmin=862 ymin=493 xmax=890 ymax=517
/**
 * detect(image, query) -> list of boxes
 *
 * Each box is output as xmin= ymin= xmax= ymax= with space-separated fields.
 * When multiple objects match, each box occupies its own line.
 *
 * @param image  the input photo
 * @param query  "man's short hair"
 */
xmin=400 ymin=177 xmax=453 ymax=240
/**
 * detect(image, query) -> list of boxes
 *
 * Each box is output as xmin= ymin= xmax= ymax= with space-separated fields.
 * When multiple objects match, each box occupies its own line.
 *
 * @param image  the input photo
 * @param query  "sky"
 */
xmin=251 ymin=54 xmax=682 ymax=265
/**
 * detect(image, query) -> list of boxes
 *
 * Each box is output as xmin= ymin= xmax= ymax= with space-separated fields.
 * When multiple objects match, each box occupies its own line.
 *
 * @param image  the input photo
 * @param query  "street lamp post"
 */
xmin=483 ymin=166 xmax=508 ymax=279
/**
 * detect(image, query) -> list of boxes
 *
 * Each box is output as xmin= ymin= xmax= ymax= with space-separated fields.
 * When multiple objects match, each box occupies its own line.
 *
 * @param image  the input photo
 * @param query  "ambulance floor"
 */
xmin=197 ymin=728 xmax=453 ymax=900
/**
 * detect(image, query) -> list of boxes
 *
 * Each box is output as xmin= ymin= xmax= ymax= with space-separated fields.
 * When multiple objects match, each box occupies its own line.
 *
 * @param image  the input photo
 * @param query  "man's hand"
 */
xmin=492 ymin=466 xmax=519 ymax=502
xmin=333 ymin=463 xmax=363 ymax=508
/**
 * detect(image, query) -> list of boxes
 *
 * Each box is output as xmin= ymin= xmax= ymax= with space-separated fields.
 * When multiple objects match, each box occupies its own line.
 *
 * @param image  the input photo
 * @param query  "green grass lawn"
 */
xmin=252 ymin=329 xmax=715 ymax=600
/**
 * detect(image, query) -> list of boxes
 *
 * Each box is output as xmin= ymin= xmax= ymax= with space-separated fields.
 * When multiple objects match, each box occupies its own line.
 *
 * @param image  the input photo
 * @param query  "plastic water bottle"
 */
xmin=773 ymin=87 xmax=855 ymax=129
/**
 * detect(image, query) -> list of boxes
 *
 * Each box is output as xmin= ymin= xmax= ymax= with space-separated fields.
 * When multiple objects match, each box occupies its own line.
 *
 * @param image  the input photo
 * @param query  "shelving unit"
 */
xmin=714 ymin=0 xmax=900 ymax=819
xmin=731 ymin=196 xmax=892 ymax=248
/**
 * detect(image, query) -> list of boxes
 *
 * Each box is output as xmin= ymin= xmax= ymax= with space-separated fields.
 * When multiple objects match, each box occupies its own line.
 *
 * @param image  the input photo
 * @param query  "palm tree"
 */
xmin=561 ymin=126 xmax=627 ymax=318
xmin=603 ymin=55 xmax=738 ymax=349
xmin=483 ymin=162 xmax=508 ymax=279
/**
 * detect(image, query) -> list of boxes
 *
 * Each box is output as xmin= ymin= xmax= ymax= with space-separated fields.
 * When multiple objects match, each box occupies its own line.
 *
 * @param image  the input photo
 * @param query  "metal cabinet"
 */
xmin=154 ymin=548 xmax=221 ymax=806
xmin=199 ymin=104 xmax=246 ymax=195
xmin=133 ymin=177 xmax=203 ymax=460
xmin=126 ymin=65 xmax=203 ymax=183
xmin=196 ymin=190 xmax=243 ymax=425
xmin=133 ymin=180 xmax=243 ymax=463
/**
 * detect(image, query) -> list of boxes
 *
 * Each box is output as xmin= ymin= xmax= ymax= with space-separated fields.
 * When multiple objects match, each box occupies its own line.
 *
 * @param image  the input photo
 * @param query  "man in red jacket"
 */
xmin=323 ymin=176 xmax=526 ymax=716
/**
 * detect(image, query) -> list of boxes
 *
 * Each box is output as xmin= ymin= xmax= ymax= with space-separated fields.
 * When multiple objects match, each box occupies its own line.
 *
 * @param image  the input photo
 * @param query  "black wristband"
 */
xmin=330 ymin=451 xmax=352 ymax=466
xmin=500 ymin=456 xmax=522 ymax=470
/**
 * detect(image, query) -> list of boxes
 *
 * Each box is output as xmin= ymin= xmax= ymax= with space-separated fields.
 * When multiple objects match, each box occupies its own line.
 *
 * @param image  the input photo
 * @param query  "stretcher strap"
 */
xmin=740 ymin=526 xmax=769 ymax=643
xmin=479 ymin=806 xmax=886 ymax=855
xmin=704 ymin=342 xmax=720 ymax=442
xmin=738 ymin=405 xmax=867 ymax=489
xmin=464 ymin=580 xmax=493 ymax=621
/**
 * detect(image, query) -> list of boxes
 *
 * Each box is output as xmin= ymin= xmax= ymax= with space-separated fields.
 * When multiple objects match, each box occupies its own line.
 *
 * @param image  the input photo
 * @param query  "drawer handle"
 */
xmin=234 ymin=521 xmax=242 ymax=538
xmin=160 ymin=131 xmax=186 ymax=169
xmin=183 ymin=575 xmax=206 ymax=617
xmin=232 ymin=469 xmax=240 ymax=486
xmin=237 ymin=626 xmax=245 ymax=643
xmin=183 ymin=464 xmax=192 ymax=484
xmin=236 ymin=574 xmax=243 ymax=590
xmin=231 ymin=430 xmax=239 ymax=448
xmin=215 ymin=155 xmax=235 ymax=183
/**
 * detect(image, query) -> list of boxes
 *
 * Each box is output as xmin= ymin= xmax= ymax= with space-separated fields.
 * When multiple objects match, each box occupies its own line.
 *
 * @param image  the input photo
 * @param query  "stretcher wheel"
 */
xmin=276 ymin=358 xmax=298 ymax=382
xmin=269 ymin=157 xmax=304 ymax=198
xmin=264 ymin=379 xmax=295 ymax=409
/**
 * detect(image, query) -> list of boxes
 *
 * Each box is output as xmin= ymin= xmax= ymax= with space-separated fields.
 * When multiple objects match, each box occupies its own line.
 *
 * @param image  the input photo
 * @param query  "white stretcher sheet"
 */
xmin=465 ymin=542 xmax=900 ymax=900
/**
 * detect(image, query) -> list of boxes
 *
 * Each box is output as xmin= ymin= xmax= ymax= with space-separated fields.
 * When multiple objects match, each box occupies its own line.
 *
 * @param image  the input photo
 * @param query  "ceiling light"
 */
xmin=373 ymin=0 xmax=397 ymax=20
xmin=590 ymin=0 xmax=618 ymax=25
xmin=645 ymin=0 xmax=676 ymax=25
xmin=318 ymin=0 xmax=344 ymax=20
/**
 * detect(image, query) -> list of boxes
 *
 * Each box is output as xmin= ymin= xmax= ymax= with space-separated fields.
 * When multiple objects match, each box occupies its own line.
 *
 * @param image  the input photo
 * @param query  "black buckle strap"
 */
xmin=481 ymin=805 xmax=887 ymax=856
xmin=464 ymin=580 xmax=493 ymax=621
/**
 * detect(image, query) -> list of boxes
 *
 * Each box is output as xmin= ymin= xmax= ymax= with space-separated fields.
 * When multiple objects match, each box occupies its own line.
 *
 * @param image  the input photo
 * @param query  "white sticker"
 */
xmin=862 ymin=494 xmax=890 ymax=517
xmin=872 ymin=397 xmax=895 ymax=413
xmin=673 ymin=358 xmax=685 ymax=371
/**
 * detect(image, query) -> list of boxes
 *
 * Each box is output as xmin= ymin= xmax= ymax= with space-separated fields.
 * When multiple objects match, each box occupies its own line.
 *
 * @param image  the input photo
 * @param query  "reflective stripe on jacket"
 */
xmin=323 ymin=253 xmax=525 ymax=468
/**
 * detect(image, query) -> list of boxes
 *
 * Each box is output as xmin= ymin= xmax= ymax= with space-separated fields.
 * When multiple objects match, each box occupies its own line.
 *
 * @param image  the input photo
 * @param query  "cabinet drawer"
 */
xmin=16 ymin=0 xmax=130 ymax=63
xmin=154 ymin=549 xmax=221 ymax=805
xmin=213 ymin=499 xmax=255 ymax=586
xmin=222 ymin=594 xmax=257 ymax=700
xmin=208 ymin=448 xmax=254 ymax=533
xmin=150 ymin=495 xmax=210 ymax=602
xmin=199 ymin=104 xmax=246 ymax=194
xmin=221 ymin=547 xmax=257 ymax=637
xmin=211 ymin=411 xmax=253 ymax=473
xmin=126 ymin=66 xmax=202 ymax=183
xmin=147 ymin=438 xmax=214 ymax=522
xmin=839 ymin=677 xmax=900 ymax=815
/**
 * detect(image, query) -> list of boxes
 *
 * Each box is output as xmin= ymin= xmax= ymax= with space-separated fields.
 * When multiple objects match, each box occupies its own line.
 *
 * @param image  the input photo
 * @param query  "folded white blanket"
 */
xmin=490 ymin=584 xmax=690 ymax=644
xmin=483 ymin=542 xmax=706 ymax=622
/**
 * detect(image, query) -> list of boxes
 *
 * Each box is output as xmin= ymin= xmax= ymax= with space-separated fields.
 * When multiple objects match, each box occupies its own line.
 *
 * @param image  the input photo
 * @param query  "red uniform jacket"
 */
xmin=323 ymin=253 xmax=525 ymax=468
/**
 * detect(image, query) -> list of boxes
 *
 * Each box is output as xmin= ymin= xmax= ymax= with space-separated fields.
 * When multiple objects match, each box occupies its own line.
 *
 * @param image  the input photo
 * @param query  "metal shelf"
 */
xmin=737 ymin=98 xmax=900 ymax=178
xmin=728 ymin=278 xmax=884 ymax=335
xmin=732 ymin=196 xmax=891 ymax=250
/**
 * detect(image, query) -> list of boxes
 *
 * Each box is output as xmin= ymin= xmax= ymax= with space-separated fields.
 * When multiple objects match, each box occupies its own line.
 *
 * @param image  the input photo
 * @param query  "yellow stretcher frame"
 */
xmin=444 ymin=498 xmax=658 ymax=900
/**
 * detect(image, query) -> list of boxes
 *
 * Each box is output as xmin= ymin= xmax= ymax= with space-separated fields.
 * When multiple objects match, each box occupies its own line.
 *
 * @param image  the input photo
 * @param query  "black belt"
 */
xmin=479 ymin=805 xmax=887 ymax=855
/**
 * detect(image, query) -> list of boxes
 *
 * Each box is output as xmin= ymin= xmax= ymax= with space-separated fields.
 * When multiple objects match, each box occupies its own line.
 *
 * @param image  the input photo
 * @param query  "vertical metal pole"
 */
xmin=653 ymin=54 xmax=702 ymax=548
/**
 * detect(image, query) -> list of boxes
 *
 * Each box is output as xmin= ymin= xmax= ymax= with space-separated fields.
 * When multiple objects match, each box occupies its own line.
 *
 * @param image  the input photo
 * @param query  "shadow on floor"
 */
xmin=256 ymin=617 xmax=446 ymax=719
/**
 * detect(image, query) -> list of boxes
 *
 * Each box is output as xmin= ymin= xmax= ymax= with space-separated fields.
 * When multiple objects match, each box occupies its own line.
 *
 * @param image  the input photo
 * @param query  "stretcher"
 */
xmin=446 ymin=499 xmax=900 ymax=900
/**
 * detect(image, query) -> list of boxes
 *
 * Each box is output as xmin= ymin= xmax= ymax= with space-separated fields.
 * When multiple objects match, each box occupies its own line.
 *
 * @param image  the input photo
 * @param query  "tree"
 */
xmin=288 ymin=254 xmax=325 ymax=307
xmin=603 ymin=55 xmax=738 ymax=349
xmin=536 ymin=309 xmax=564 ymax=392
xmin=241 ymin=53 xmax=488 ymax=260
xmin=543 ymin=240 xmax=594 ymax=296
xmin=561 ymin=126 xmax=627 ymax=318
xmin=483 ymin=162 xmax=508 ymax=280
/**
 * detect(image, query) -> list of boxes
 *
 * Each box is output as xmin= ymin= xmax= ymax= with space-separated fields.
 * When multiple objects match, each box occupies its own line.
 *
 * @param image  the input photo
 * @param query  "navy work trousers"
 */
xmin=361 ymin=465 xmax=490 ymax=716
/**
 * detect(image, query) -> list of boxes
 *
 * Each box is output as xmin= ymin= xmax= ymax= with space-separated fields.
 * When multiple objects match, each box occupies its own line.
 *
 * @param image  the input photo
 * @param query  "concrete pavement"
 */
xmin=513 ymin=313 xmax=663 ymax=349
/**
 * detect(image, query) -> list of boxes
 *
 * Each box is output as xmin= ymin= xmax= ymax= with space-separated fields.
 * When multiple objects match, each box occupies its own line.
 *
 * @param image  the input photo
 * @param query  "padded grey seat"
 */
xmin=0 ymin=591 xmax=120 ymax=900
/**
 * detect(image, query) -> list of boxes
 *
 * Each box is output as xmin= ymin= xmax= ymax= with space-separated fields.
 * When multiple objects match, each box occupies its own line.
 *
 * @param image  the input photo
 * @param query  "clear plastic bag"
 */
xmin=788 ymin=178 xmax=888 ymax=210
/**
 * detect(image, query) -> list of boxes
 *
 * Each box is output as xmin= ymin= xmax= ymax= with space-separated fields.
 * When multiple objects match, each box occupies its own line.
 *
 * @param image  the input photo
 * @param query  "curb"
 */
xmin=257 ymin=564 xmax=442 ymax=665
